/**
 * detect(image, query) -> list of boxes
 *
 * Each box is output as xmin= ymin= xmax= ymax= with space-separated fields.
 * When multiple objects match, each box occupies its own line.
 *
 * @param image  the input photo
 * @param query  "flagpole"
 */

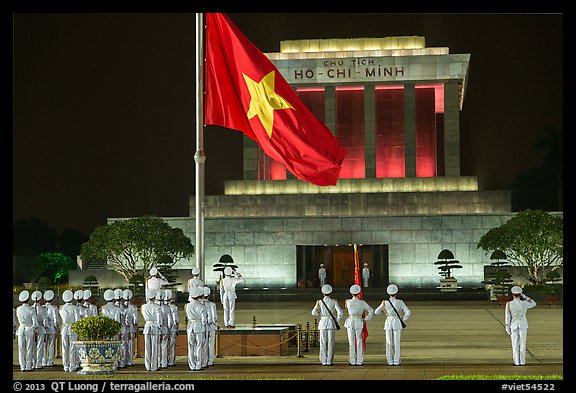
xmin=195 ymin=13 xmax=206 ymax=281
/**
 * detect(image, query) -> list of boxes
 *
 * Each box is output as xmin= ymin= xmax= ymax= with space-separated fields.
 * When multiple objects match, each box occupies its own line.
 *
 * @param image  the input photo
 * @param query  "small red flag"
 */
xmin=205 ymin=13 xmax=347 ymax=186
xmin=353 ymin=244 xmax=369 ymax=349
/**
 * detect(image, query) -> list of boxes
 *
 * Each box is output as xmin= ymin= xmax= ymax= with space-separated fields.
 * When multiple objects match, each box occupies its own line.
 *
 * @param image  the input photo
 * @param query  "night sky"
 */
xmin=12 ymin=13 xmax=563 ymax=235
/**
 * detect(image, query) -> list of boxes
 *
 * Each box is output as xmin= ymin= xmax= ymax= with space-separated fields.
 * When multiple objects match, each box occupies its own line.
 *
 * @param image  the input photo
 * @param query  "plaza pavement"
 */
xmin=12 ymin=300 xmax=563 ymax=383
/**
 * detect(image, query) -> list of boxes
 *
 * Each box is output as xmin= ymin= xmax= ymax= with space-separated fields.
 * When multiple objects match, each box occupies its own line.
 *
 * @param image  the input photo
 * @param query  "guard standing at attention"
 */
xmin=505 ymin=286 xmax=537 ymax=366
xmin=203 ymin=286 xmax=218 ymax=367
xmin=123 ymin=289 xmax=138 ymax=367
xmin=318 ymin=264 xmax=327 ymax=287
xmin=147 ymin=267 xmax=169 ymax=291
xmin=362 ymin=263 xmax=370 ymax=288
xmin=157 ymin=290 xmax=173 ymax=369
xmin=375 ymin=284 xmax=411 ymax=366
xmin=31 ymin=290 xmax=47 ymax=369
xmin=186 ymin=287 xmax=207 ymax=371
xmin=16 ymin=290 xmax=39 ymax=372
xmin=43 ymin=290 xmax=59 ymax=367
xmin=311 ymin=284 xmax=343 ymax=366
xmin=164 ymin=289 xmax=179 ymax=367
xmin=344 ymin=284 xmax=373 ymax=366
xmin=188 ymin=267 xmax=205 ymax=291
xmin=141 ymin=288 xmax=162 ymax=371
xmin=220 ymin=266 xmax=244 ymax=328
xmin=59 ymin=290 xmax=79 ymax=372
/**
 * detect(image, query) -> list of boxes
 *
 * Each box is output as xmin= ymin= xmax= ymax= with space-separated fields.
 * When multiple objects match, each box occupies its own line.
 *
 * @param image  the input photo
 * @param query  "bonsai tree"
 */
xmin=83 ymin=275 xmax=99 ymax=290
xmin=434 ymin=249 xmax=462 ymax=279
xmin=482 ymin=250 xmax=513 ymax=302
xmin=477 ymin=209 xmax=563 ymax=286
xmin=213 ymin=254 xmax=238 ymax=280
xmin=72 ymin=315 xmax=121 ymax=341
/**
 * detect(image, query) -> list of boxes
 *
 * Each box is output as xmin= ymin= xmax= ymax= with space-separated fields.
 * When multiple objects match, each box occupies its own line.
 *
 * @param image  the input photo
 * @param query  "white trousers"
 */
xmin=61 ymin=333 xmax=78 ymax=372
xmin=17 ymin=328 xmax=35 ymax=371
xmin=201 ymin=331 xmax=208 ymax=367
xmin=118 ymin=331 xmax=128 ymax=367
xmin=222 ymin=292 xmax=237 ymax=327
xmin=207 ymin=329 xmax=216 ymax=365
xmin=385 ymin=329 xmax=402 ymax=365
xmin=168 ymin=331 xmax=177 ymax=366
xmin=318 ymin=328 xmax=336 ymax=365
xmin=125 ymin=332 xmax=135 ymax=366
xmin=35 ymin=332 xmax=45 ymax=368
xmin=510 ymin=328 xmax=528 ymax=365
xmin=346 ymin=328 xmax=364 ymax=365
xmin=187 ymin=331 xmax=204 ymax=371
xmin=144 ymin=333 xmax=159 ymax=371
xmin=45 ymin=332 xmax=56 ymax=366
xmin=159 ymin=331 xmax=169 ymax=368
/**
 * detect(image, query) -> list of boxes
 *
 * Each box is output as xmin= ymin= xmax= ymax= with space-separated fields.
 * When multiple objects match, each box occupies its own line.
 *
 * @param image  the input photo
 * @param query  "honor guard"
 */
xmin=505 ymin=286 xmax=537 ymax=366
xmin=318 ymin=264 xmax=327 ymax=287
xmin=203 ymin=286 xmax=218 ymax=367
xmin=31 ymin=290 xmax=47 ymax=369
xmin=141 ymin=288 xmax=162 ymax=371
xmin=113 ymin=288 xmax=128 ymax=368
xmin=362 ymin=263 xmax=370 ymax=288
xmin=188 ymin=267 xmax=205 ymax=291
xmin=43 ymin=290 xmax=58 ymax=367
xmin=344 ymin=284 xmax=373 ymax=366
xmin=311 ymin=284 xmax=343 ymax=366
xmin=16 ymin=290 xmax=39 ymax=372
xmin=147 ymin=267 xmax=169 ymax=291
xmin=220 ymin=266 xmax=243 ymax=328
xmin=186 ymin=287 xmax=207 ymax=371
xmin=101 ymin=289 xmax=123 ymax=342
xmin=83 ymin=290 xmax=98 ymax=317
xmin=375 ymin=284 xmax=411 ymax=366
xmin=73 ymin=290 xmax=85 ymax=319
xmin=164 ymin=289 xmax=179 ymax=367
xmin=59 ymin=290 xmax=80 ymax=372
xmin=123 ymin=289 xmax=138 ymax=367
xmin=157 ymin=290 xmax=173 ymax=369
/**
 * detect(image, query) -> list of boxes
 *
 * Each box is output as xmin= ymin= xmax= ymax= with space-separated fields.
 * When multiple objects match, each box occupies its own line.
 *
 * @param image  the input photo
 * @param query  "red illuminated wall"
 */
xmin=336 ymin=87 xmax=365 ymax=179
xmin=375 ymin=86 xmax=405 ymax=178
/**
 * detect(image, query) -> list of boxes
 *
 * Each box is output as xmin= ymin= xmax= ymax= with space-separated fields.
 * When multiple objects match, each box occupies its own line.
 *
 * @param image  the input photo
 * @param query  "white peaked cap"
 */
xmin=113 ymin=289 xmax=123 ymax=300
xmin=31 ymin=290 xmax=42 ymax=302
xmin=191 ymin=287 xmax=202 ymax=298
xmin=321 ymin=284 xmax=333 ymax=295
xmin=44 ymin=290 xmax=55 ymax=301
xmin=192 ymin=267 xmax=200 ymax=275
xmin=203 ymin=287 xmax=211 ymax=296
xmin=123 ymin=289 xmax=133 ymax=300
xmin=74 ymin=290 xmax=84 ymax=300
xmin=164 ymin=289 xmax=172 ymax=300
xmin=363 ymin=263 xmax=368 ymax=266
xmin=224 ymin=266 xmax=233 ymax=276
xmin=387 ymin=284 xmax=399 ymax=295
xmin=155 ymin=290 xmax=164 ymax=300
xmin=103 ymin=289 xmax=115 ymax=302
xmin=83 ymin=289 xmax=92 ymax=300
xmin=350 ymin=284 xmax=361 ymax=295
xmin=511 ymin=286 xmax=523 ymax=294
xmin=19 ymin=290 xmax=30 ymax=302
xmin=149 ymin=267 xmax=158 ymax=276
xmin=62 ymin=290 xmax=74 ymax=303
xmin=320 ymin=264 xmax=324 ymax=267
xmin=146 ymin=288 xmax=157 ymax=299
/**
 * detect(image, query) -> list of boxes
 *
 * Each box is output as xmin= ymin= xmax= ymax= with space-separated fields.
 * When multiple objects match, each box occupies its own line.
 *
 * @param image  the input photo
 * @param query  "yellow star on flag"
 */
xmin=243 ymin=71 xmax=294 ymax=138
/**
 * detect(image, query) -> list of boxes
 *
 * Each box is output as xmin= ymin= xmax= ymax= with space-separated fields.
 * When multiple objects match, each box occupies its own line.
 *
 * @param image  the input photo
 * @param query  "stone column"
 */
xmin=444 ymin=81 xmax=461 ymax=176
xmin=404 ymin=84 xmax=416 ymax=177
xmin=364 ymin=85 xmax=376 ymax=178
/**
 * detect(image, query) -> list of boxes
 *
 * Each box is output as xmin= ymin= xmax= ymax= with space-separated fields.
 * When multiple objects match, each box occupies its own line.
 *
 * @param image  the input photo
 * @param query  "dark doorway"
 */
xmin=296 ymin=244 xmax=389 ymax=288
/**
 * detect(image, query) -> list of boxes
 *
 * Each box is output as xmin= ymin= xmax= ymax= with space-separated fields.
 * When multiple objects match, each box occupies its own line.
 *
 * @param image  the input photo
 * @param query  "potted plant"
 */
xmin=72 ymin=315 xmax=122 ymax=374
xmin=482 ymin=250 xmax=513 ymax=305
xmin=543 ymin=270 xmax=562 ymax=305
xmin=434 ymin=249 xmax=462 ymax=292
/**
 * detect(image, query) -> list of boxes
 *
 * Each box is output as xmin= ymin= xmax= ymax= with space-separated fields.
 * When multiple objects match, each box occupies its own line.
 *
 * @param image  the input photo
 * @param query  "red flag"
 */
xmin=353 ymin=244 xmax=369 ymax=349
xmin=204 ymin=13 xmax=347 ymax=186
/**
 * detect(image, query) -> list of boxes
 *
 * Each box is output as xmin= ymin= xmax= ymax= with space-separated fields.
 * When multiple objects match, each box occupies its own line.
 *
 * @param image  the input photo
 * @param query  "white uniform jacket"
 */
xmin=375 ymin=298 xmax=411 ymax=330
xmin=187 ymin=277 xmax=205 ymax=291
xmin=59 ymin=303 xmax=79 ymax=336
xmin=505 ymin=298 xmax=537 ymax=331
xmin=311 ymin=296 xmax=343 ymax=330
xmin=141 ymin=302 xmax=162 ymax=335
xmin=186 ymin=300 xmax=207 ymax=334
xmin=159 ymin=303 xmax=173 ymax=335
xmin=169 ymin=302 xmax=179 ymax=332
xmin=344 ymin=297 xmax=374 ymax=330
xmin=44 ymin=302 xmax=59 ymax=334
xmin=16 ymin=303 xmax=39 ymax=335
xmin=205 ymin=301 xmax=218 ymax=331
xmin=33 ymin=302 xmax=48 ymax=335
xmin=220 ymin=274 xmax=244 ymax=300
xmin=147 ymin=276 xmax=169 ymax=291
xmin=101 ymin=302 xmax=123 ymax=330
xmin=125 ymin=302 xmax=139 ymax=334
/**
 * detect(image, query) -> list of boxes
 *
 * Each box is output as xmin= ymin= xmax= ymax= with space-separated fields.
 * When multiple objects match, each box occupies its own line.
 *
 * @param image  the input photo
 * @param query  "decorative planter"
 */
xmin=545 ymin=295 xmax=560 ymax=305
xmin=440 ymin=277 xmax=458 ymax=292
xmin=496 ymin=294 xmax=511 ymax=306
xmin=73 ymin=340 xmax=122 ymax=375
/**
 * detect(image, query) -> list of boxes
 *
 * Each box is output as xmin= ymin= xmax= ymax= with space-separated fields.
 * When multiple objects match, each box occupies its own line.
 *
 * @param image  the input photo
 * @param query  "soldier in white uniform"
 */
xmin=147 ymin=267 xmax=169 ymax=291
xmin=165 ymin=289 xmax=179 ymax=367
xmin=375 ymin=284 xmax=411 ymax=366
xmin=220 ymin=266 xmax=244 ymax=328
xmin=101 ymin=288 xmax=123 ymax=368
xmin=123 ymin=289 xmax=138 ymax=367
xmin=141 ymin=288 xmax=162 ymax=371
xmin=157 ymin=290 xmax=173 ymax=369
xmin=31 ymin=290 xmax=47 ymax=369
xmin=203 ymin=286 xmax=218 ymax=367
xmin=83 ymin=290 xmax=98 ymax=317
xmin=186 ymin=287 xmax=207 ymax=371
xmin=505 ymin=286 xmax=537 ymax=366
xmin=344 ymin=284 xmax=373 ymax=366
xmin=16 ymin=290 xmax=39 ymax=372
xmin=362 ymin=263 xmax=370 ymax=288
xmin=188 ymin=267 xmax=205 ymax=291
xmin=113 ymin=288 xmax=128 ymax=368
xmin=318 ymin=264 xmax=327 ymax=287
xmin=73 ymin=290 xmax=85 ymax=319
xmin=311 ymin=284 xmax=343 ymax=366
xmin=43 ymin=290 xmax=58 ymax=367
xmin=59 ymin=290 xmax=80 ymax=372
